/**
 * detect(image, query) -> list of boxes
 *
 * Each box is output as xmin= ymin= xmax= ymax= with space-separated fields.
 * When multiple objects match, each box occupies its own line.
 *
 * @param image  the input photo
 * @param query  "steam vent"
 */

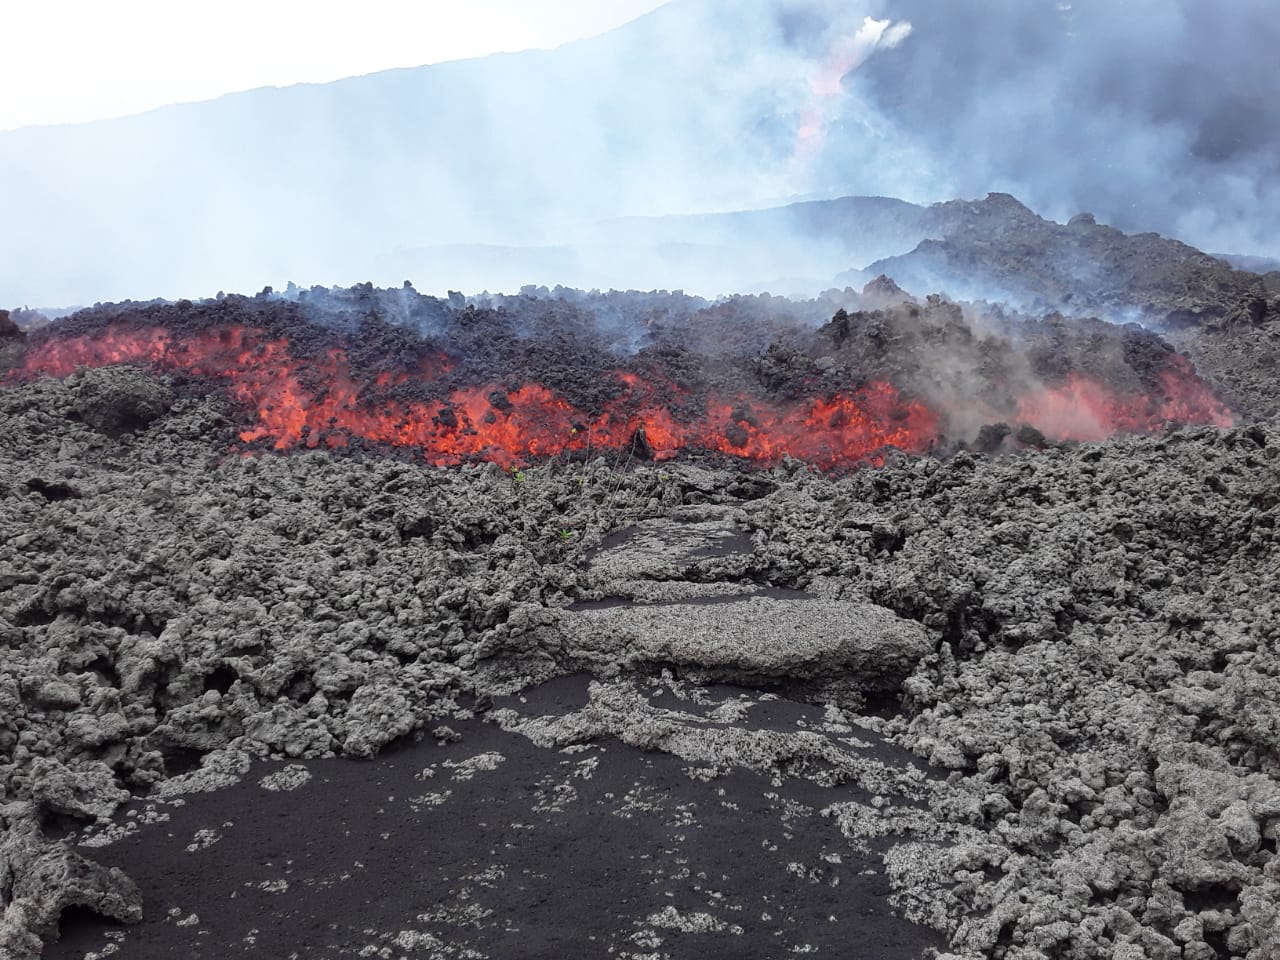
xmin=5 ymin=2 xmax=1280 ymax=959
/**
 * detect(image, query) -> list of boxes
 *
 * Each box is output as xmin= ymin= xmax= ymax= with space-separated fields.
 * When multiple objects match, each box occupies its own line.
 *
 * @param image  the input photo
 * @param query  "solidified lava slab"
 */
xmin=2 ymin=284 xmax=1233 ymax=470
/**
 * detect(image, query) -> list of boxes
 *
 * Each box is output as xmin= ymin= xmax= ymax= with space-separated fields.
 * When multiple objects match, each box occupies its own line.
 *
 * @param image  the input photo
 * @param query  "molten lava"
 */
xmin=13 ymin=323 xmax=938 ymax=468
xmin=701 ymin=386 xmax=936 ymax=469
xmin=8 ymin=320 xmax=1234 ymax=468
xmin=1016 ymin=366 xmax=1233 ymax=442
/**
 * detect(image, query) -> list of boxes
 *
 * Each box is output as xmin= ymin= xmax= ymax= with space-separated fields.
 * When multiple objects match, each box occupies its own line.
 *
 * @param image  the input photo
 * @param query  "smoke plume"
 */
xmin=839 ymin=0 xmax=1280 ymax=256
xmin=0 ymin=0 xmax=1275 ymax=306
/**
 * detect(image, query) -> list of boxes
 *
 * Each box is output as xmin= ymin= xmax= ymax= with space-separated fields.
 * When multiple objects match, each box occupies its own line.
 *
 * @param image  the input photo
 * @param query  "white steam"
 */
xmin=0 ymin=0 xmax=1274 ymax=308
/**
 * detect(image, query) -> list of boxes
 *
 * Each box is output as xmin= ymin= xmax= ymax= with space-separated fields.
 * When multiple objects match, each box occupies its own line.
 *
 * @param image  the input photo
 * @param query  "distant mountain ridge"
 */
xmin=843 ymin=194 xmax=1280 ymax=327
xmin=0 ymin=0 xmax=839 ymax=304
xmin=403 ymin=192 xmax=1279 ymax=328
xmin=14 ymin=190 xmax=1279 ymax=331
xmin=2 ymin=0 xmax=1278 ymax=305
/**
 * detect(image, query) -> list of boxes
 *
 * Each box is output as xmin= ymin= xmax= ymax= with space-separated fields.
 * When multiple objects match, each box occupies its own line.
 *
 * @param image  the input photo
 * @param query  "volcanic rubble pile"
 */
xmin=851 ymin=194 xmax=1280 ymax=331
xmin=829 ymin=193 xmax=1280 ymax=427
xmin=0 ymin=285 xmax=1278 ymax=959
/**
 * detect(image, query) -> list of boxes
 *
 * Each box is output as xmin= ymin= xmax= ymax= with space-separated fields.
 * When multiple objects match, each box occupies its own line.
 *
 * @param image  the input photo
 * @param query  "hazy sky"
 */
xmin=0 ymin=0 xmax=669 ymax=130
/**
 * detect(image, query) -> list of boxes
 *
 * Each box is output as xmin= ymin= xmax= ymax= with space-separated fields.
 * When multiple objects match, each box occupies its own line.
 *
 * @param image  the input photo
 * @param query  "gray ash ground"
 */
xmin=2 ymin=362 xmax=1280 ymax=959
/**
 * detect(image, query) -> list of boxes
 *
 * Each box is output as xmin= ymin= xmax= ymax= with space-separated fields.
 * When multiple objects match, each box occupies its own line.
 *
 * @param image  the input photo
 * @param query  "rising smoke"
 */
xmin=0 ymin=0 xmax=1275 ymax=306
xmin=840 ymin=0 xmax=1280 ymax=259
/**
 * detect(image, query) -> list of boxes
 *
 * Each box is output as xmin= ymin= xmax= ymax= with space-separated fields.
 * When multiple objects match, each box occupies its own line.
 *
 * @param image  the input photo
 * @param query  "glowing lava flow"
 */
xmin=10 ymin=323 xmax=1234 ymax=467
xmin=792 ymin=16 xmax=913 ymax=165
xmin=13 ymin=323 xmax=937 ymax=468
xmin=701 ymin=385 xmax=937 ymax=470
xmin=20 ymin=324 xmax=173 ymax=375
xmin=1016 ymin=365 xmax=1234 ymax=442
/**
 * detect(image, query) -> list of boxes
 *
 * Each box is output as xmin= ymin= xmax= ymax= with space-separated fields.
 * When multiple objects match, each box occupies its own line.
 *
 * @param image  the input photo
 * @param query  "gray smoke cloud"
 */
xmin=0 ymin=0 xmax=925 ymax=305
xmin=837 ymin=0 xmax=1280 ymax=256
xmin=0 ymin=0 xmax=1274 ymax=307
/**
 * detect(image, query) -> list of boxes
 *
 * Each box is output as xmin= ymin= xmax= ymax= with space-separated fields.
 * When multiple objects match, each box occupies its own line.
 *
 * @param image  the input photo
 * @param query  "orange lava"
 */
xmin=12 ymin=323 xmax=937 ymax=468
xmin=701 ymin=384 xmax=937 ymax=470
xmin=1016 ymin=367 xmax=1234 ymax=442
xmin=10 ymin=323 xmax=1234 ymax=467
xmin=21 ymin=324 xmax=173 ymax=374
xmin=792 ymin=18 xmax=900 ymax=165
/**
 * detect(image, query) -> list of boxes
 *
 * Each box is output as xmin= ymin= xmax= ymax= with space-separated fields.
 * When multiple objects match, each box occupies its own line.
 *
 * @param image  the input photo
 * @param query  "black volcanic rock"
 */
xmin=0 ymin=310 xmax=23 ymax=373
xmin=68 ymin=366 xmax=175 ymax=437
xmin=0 ymin=309 xmax=20 ymax=339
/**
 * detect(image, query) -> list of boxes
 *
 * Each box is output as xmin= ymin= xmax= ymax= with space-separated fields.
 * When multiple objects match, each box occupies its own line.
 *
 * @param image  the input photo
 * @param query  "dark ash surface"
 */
xmin=45 ymin=676 xmax=946 ymax=960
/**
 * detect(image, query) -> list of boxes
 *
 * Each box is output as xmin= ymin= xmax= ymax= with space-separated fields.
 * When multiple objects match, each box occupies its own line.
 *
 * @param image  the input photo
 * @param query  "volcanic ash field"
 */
xmin=1 ymin=281 xmax=1279 ymax=960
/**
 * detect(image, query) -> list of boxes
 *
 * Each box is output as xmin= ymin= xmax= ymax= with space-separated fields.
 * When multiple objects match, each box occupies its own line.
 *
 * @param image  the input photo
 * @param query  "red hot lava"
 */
xmin=9 ymin=322 xmax=1233 ymax=467
xmin=13 ymin=323 xmax=938 ymax=468
xmin=1016 ymin=361 xmax=1233 ymax=442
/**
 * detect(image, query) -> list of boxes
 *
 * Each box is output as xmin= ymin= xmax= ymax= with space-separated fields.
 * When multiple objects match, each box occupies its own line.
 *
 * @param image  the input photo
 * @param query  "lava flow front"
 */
xmin=2 ymin=289 xmax=1235 ymax=469
xmin=12 ymin=322 xmax=938 ymax=468
xmin=1016 ymin=362 xmax=1233 ymax=443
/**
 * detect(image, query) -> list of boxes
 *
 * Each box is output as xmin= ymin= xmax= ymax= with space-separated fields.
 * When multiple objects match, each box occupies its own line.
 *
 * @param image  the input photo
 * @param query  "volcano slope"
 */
xmin=0 ymin=288 xmax=1278 ymax=960
xmin=835 ymin=193 xmax=1280 ymax=424
xmin=847 ymin=193 xmax=1280 ymax=331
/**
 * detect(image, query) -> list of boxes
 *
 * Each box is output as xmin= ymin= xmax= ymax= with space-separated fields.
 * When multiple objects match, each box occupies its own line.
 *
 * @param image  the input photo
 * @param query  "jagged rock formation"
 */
xmin=0 ymin=807 xmax=142 ymax=959
xmin=845 ymin=194 xmax=1280 ymax=329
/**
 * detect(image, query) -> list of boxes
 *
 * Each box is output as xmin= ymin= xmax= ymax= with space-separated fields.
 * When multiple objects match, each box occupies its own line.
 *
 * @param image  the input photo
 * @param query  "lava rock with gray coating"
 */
xmin=549 ymin=597 xmax=931 ymax=689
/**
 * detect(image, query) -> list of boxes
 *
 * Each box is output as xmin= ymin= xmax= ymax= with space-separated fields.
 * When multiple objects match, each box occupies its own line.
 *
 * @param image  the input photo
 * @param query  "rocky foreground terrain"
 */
xmin=1 ymin=354 xmax=1278 ymax=958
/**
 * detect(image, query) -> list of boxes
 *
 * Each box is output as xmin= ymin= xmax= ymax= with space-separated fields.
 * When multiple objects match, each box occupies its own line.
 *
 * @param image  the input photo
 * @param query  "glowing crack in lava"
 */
xmin=14 ymin=324 xmax=938 ymax=468
xmin=10 ymin=323 xmax=1233 ymax=467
